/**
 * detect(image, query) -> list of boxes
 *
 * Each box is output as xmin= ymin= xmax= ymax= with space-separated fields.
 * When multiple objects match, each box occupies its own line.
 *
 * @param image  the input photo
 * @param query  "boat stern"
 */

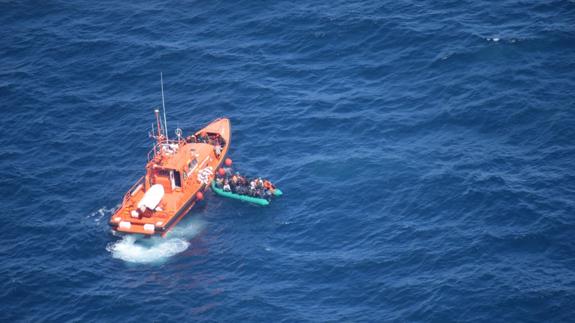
xmin=109 ymin=212 xmax=165 ymax=236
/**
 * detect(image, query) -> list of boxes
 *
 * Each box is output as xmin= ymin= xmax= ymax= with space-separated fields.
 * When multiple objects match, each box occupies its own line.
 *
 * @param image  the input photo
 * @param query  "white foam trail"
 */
xmin=106 ymin=218 xmax=206 ymax=264
xmin=107 ymin=235 xmax=190 ymax=264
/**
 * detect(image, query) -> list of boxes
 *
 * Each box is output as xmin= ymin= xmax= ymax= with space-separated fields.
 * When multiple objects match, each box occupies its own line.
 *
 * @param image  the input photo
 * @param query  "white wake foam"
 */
xmin=106 ymin=218 xmax=206 ymax=264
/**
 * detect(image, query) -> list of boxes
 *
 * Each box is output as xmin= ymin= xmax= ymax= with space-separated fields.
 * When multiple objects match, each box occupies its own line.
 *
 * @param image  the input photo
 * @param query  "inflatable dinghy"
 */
xmin=211 ymin=181 xmax=282 ymax=206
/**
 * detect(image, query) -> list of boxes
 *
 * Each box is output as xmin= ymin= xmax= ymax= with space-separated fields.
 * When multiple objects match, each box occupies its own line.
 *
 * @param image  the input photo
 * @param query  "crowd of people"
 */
xmin=184 ymin=132 xmax=277 ymax=201
xmin=186 ymin=132 xmax=226 ymax=157
xmin=214 ymin=167 xmax=277 ymax=200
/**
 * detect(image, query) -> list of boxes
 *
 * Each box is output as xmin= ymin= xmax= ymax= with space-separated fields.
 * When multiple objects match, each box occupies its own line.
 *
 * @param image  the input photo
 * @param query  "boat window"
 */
xmin=188 ymin=159 xmax=197 ymax=170
xmin=174 ymin=171 xmax=182 ymax=188
xmin=187 ymin=159 xmax=198 ymax=176
xmin=169 ymin=170 xmax=175 ymax=190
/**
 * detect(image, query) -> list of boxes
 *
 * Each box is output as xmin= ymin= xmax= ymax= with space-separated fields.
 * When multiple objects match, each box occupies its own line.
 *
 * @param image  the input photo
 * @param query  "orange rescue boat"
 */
xmin=109 ymin=109 xmax=230 ymax=237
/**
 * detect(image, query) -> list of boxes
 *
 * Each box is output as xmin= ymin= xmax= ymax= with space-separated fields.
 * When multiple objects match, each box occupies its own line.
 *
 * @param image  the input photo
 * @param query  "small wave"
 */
xmin=106 ymin=218 xmax=205 ymax=264
xmin=485 ymin=37 xmax=520 ymax=43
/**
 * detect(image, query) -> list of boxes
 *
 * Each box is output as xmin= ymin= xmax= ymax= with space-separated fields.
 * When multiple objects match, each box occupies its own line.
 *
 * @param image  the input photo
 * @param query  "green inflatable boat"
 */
xmin=211 ymin=181 xmax=282 ymax=206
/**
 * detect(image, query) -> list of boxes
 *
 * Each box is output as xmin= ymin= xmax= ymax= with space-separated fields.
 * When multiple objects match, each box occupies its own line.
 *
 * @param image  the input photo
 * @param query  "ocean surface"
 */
xmin=1 ymin=0 xmax=575 ymax=321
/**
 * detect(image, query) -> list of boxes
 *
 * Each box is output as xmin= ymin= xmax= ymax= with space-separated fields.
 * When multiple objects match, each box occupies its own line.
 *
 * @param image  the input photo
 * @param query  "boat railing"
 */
xmin=146 ymin=139 xmax=182 ymax=162
xmin=145 ymin=125 xmax=227 ymax=163
xmin=123 ymin=176 xmax=145 ymax=204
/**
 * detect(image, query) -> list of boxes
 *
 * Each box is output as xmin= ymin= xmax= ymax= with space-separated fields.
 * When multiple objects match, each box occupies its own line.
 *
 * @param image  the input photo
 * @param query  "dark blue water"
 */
xmin=2 ymin=0 xmax=575 ymax=321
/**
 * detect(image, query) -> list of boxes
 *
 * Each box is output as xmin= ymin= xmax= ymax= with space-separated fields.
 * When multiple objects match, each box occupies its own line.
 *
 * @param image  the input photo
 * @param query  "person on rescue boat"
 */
xmin=214 ymin=144 xmax=222 ymax=157
xmin=196 ymin=131 xmax=208 ymax=143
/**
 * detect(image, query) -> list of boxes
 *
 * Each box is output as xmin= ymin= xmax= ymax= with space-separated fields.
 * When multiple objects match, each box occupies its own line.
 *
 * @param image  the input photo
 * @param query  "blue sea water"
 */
xmin=1 ymin=0 xmax=575 ymax=321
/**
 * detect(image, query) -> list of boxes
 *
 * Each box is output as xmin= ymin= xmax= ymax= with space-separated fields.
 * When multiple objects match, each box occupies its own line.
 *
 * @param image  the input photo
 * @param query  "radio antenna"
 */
xmin=160 ymin=72 xmax=168 ymax=142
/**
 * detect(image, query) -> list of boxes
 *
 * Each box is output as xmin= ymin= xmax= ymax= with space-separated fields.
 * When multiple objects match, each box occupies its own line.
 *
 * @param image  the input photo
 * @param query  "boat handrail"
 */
xmin=123 ymin=176 xmax=145 ymax=204
xmin=146 ymin=139 xmax=182 ymax=162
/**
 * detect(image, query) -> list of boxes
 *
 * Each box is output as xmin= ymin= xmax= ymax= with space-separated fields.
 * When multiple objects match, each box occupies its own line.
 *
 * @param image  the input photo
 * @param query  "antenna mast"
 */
xmin=160 ymin=72 xmax=168 ymax=142
xmin=154 ymin=109 xmax=163 ymax=140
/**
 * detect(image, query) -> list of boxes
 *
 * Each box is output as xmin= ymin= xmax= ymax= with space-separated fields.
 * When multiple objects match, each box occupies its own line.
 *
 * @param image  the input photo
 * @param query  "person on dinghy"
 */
xmin=223 ymin=179 xmax=231 ymax=192
xmin=231 ymin=174 xmax=239 ymax=186
xmin=215 ymin=176 xmax=224 ymax=188
xmin=263 ymin=180 xmax=275 ymax=194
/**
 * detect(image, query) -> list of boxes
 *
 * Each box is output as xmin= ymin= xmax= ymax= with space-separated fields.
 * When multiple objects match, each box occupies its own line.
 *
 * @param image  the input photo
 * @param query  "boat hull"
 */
xmin=109 ymin=118 xmax=231 ymax=237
